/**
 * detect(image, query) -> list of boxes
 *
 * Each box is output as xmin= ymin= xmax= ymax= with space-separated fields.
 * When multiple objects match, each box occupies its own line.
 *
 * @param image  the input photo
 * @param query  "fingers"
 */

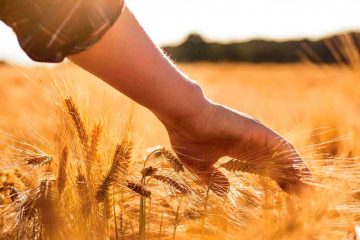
xmin=277 ymin=177 xmax=312 ymax=195
xmin=178 ymin=154 xmax=230 ymax=196
xmin=195 ymin=167 xmax=230 ymax=197
xmin=278 ymin=180 xmax=316 ymax=198
xmin=229 ymin=132 xmax=313 ymax=196
xmin=275 ymin=164 xmax=314 ymax=196
xmin=173 ymin=147 xmax=230 ymax=196
xmin=260 ymin=133 xmax=314 ymax=196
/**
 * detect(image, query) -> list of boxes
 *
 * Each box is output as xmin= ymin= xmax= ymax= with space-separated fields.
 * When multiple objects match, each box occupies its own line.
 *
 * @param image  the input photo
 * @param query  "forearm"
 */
xmin=70 ymin=6 xmax=209 ymax=128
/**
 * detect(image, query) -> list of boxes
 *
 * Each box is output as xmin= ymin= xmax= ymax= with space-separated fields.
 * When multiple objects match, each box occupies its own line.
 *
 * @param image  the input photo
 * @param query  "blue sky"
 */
xmin=1 ymin=0 xmax=360 ymax=65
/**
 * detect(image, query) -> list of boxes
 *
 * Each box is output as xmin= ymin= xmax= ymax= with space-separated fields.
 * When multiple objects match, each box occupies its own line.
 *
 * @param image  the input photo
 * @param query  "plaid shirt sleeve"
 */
xmin=0 ymin=0 xmax=125 ymax=63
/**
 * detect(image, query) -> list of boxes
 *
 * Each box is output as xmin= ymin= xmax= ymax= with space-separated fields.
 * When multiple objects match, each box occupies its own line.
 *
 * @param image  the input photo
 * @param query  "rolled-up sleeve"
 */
xmin=0 ymin=0 xmax=125 ymax=63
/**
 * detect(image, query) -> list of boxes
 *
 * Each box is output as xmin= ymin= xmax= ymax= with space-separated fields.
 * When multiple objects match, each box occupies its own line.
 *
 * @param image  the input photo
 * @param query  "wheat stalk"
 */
xmin=86 ymin=124 xmax=102 ymax=177
xmin=141 ymin=166 xmax=190 ymax=194
xmin=126 ymin=180 xmax=151 ymax=198
xmin=141 ymin=167 xmax=158 ymax=178
xmin=159 ymin=148 xmax=184 ymax=173
xmin=57 ymin=147 xmax=68 ymax=195
xmin=153 ymin=174 xmax=190 ymax=194
xmin=220 ymin=159 xmax=260 ymax=175
xmin=64 ymin=97 xmax=89 ymax=150
xmin=183 ymin=207 xmax=204 ymax=220
xmin=172 ymin=198 xmax=183 ymax=240
xmin=96 ymin=141 xmax=133 ymax=202
xmin=25 ymin=155 xmax=52 ymax=167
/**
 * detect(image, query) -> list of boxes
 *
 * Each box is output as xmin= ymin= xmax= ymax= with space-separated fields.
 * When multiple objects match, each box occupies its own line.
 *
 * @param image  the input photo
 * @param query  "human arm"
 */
xmin=0 ymin=1 xmax=310 ymax=195
xmin=70 ymin=6 xmax=310 ymax=195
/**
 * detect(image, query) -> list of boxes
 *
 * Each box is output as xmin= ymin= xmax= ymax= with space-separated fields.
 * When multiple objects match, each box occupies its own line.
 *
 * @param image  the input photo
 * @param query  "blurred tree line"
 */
xmin=162 ymin=32 xmax=360 ymax=64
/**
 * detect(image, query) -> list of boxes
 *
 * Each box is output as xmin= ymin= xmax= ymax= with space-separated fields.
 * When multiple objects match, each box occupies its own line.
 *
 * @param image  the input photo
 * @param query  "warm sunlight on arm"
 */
xmin=71 ymin=5 xmax=310 ymax=195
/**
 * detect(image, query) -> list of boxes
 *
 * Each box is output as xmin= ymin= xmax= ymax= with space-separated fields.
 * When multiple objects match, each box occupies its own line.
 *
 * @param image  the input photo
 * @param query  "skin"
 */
xmin=70 ymin=6 xmax=310 ymax=195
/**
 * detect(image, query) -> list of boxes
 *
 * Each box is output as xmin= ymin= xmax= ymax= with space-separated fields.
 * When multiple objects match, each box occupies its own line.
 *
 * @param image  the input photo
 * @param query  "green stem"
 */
xmin=139 ymin=149 xmax=159 ymax=240
xmin=143 ymin=149 xmax=161 ymax=168
xmin=147 ymin=198 xmax=152 ymax=236
xmin=172 ymin=198 xmax=183 ymax=240
xmin=139 ymin=177 xmax=146 ymax=240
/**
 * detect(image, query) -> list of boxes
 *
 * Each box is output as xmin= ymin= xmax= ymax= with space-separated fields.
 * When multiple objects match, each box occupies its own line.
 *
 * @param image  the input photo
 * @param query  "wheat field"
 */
xmin=0 ymin=62 xmax=360 ymax=239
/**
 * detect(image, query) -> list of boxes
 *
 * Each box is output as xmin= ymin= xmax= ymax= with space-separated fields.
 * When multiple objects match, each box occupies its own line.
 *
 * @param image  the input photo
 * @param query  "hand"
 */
xmin=163 ymin=101 xmax=311 ymax=196
xmin=68 ymin=7 xmax=310 ymax=196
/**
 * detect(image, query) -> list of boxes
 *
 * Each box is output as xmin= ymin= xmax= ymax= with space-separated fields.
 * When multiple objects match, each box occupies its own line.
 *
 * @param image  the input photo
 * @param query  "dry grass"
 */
xmin=0 ymin=61 xmax=360 ymax=239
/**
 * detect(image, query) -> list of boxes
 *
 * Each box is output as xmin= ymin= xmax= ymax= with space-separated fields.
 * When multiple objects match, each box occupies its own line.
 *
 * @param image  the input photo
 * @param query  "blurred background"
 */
xmin=1 ymin=0 xmax=360 ymax=65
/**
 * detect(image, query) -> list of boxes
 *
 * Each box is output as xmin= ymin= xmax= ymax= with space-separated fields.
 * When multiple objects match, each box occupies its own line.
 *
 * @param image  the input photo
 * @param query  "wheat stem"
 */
xmin=172 ymin=197 xmax=183 ymax=240
xmin=159 ymin=212 xmax=164 ymax=240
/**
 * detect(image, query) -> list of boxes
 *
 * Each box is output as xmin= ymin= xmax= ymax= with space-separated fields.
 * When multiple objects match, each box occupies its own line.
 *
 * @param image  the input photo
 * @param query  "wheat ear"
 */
xmin=141 ymin=167 xmax=158 ymax=178
xmin=25 ymin=155 xmax=52 ymax=167
xmin=160 ymin=148 xmax=184 ymax=173
xmin=126 ymin=180 xmax=151 ymax=198
xmin=96 ymin=141 xmax=133 ymax=202
xmin=86 ymin=124 xmax=102 ymax=177
xmin=153 ymin=174 xmax=190 ymax=194
xmin=57 ymin=147 xmax=68 ymax=195
xmin=64 ymin=97 xmax=89 ymax=150
xmin=220 ymin=159 xmax=260 ymax=175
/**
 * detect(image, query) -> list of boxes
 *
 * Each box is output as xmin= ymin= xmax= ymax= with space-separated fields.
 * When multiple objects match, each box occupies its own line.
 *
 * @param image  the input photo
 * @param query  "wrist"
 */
xmin=156 ymin=80 xmax=214 ymax=135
